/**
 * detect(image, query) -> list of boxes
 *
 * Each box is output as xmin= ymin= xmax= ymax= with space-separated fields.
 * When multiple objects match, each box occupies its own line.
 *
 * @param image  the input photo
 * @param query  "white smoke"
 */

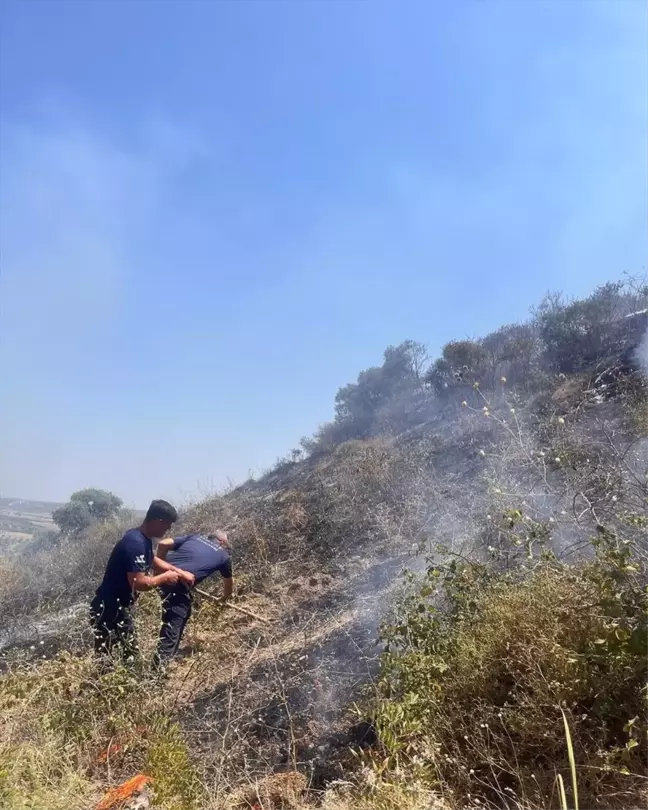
xmin=635 ymin=325 xmax=648 ymax=376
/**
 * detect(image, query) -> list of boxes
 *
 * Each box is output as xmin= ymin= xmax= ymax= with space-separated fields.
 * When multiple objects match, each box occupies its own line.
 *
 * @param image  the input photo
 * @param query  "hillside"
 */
xmin=1 ymin=280 xmax=646 ymax=810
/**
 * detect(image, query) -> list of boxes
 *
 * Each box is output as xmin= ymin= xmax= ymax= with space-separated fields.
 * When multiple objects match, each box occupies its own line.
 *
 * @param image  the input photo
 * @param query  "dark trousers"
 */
xmin=89 ymin=594 xmax=137 ymax=659
xmin=154 ymin=586 xmax=193 ymax=668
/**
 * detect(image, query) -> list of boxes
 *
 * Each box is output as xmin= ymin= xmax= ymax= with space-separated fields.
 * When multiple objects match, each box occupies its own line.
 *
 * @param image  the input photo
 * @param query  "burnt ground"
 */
xmin=166 ymin=552 xmax=410 ymax=796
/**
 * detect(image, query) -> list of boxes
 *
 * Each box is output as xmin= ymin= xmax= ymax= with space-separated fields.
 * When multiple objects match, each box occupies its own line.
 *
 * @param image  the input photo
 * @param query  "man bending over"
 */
xmin=153 ymin=530 xmax=233 ymax=667
xmin=90 ymin=500 xmax=195 ymax=658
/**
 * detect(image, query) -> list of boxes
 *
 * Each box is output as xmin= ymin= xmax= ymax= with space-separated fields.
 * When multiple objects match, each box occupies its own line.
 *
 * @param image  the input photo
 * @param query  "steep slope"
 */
xmin=1 ymin=280 xmax=646 ymax=809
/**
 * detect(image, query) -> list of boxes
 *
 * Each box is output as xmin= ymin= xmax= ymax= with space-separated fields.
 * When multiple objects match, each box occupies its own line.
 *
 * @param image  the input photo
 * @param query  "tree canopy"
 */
xmin=303 ymin=278 xmax=646 ymax=454
xmin=53 ymin=488 xmax=123 ymax=536
xmin=332 ymin=340 xmax=427 ymax=437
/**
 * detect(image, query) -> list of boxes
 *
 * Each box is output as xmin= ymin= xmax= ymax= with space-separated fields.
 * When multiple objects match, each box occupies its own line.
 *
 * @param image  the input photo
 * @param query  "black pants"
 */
xmin=89 ymin=595 xmax=138 ymax=659
xmin=154 ymin=586 xmax=193 ymax=668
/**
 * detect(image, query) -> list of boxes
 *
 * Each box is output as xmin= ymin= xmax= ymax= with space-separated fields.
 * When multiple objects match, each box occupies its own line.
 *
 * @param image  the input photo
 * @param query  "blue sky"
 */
xmin=0 ymin=0 xmax=646 ymax=507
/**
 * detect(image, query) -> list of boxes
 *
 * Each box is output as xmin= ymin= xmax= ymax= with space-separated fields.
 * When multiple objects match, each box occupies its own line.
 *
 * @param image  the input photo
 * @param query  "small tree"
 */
xmin=53 ymin=488 xmax=123 ymax=536
xmin=69 ymin=488 xmax=122 ymax=521
xmin=52 ymin=500 xmax=94 ymax=536
xmin=333 ymin=341 xmax=428 ymax=439
xmin=537 ymin=282 xmax=627 ymax=373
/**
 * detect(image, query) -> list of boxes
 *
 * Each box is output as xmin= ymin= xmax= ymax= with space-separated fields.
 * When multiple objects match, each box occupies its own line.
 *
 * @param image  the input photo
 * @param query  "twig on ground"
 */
xmin=195 ymin=587 xmax=270 ymax=624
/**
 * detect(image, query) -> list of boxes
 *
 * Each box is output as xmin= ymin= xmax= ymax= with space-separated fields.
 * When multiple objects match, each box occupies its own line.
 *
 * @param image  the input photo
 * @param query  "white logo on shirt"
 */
xmin=134 ymin=554 xmax=147 ymax=569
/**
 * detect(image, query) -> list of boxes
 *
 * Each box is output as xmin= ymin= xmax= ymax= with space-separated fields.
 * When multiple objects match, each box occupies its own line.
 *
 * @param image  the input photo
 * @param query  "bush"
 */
xmin=0 ymin=517 xmax=132 ymax=632
xmin=537 ymin=282 xmax=645 ymax=374
xmin=441 ymin=339 xmax=487 ymax=375
xmin=481 ymin=322 xmax=540 ymax=388
xmin=423 ymin=340 xmax=487 ymax=395
xmin=374 ymin=532 xmax=647 ymax=809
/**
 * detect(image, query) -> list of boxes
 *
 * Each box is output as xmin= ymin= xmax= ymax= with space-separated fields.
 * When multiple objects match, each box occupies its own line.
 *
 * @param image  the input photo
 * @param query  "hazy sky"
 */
xmin=0 ymin=0 xmax=646 ymax=508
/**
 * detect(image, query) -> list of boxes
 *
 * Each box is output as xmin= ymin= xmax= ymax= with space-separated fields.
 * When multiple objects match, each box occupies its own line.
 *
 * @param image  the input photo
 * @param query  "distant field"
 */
xmin=1 ymin=530 xmax=32 ymax=541
xmin=0 ymin=497 xmax=61 ymax=549
xmin=0 ymin=497 xmax=61 ymax=517
xmin=0 ymin=498 xmax=145 ymax=553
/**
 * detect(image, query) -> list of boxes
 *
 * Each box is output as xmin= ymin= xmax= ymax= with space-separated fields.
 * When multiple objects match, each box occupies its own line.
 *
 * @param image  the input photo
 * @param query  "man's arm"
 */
xmin=127 ymin=569 xmax=179 ymax=592
xmin=153 ymin=538 xmax=195 ymax=586
xmin=155 ymin=537 xmax=174 ymax=560
xmin=199 ymin=557 xmax=233 ymax=603
xmin=222 ymin=577 xmax=233 ymax=602
xmin=218 ymin=556 xmax=233 ymax=602
xmin=121 ymin=534 xmax=181 ymax=592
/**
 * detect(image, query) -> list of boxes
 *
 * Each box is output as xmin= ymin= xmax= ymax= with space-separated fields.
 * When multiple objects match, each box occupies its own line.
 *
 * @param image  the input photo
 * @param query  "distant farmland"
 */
xmin=0 ymin=497 xmax=60 ymax=552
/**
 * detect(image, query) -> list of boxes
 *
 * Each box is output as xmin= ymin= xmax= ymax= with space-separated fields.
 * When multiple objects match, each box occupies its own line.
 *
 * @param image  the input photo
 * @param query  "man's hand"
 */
xmin=178 ymin=570 xmax=196 ymax=587
xmin=160 ymin=570 xmax=179 ymax=586
xmin=129 ymin=568 xmax=181 ymax=592
xmin=152 ymin=554 xmax=194 ymax=587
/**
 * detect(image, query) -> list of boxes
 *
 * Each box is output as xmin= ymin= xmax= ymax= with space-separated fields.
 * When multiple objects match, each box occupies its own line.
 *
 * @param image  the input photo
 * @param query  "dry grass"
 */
xmin=0 ymin=542 xmax=409 ymax=809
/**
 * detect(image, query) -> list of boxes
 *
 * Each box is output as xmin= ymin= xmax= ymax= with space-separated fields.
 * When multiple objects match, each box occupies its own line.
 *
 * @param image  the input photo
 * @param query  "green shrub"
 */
xmin=146 ymin=718 xmax=202 ymax=810
xmin=374 ymin=531 xmax=647 ymax=809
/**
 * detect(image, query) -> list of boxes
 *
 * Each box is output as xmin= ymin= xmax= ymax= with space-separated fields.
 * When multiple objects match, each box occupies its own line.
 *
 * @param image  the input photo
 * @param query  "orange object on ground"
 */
xmin=94 ymin=774 xmax=151 ymax=810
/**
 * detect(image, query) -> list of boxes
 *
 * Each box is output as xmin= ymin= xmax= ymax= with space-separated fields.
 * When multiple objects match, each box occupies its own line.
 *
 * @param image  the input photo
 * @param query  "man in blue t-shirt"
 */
xmin=152 ymin=530 xmax=234 ymax=667
xmin=90 ymin=500 xmax=195 ymax=658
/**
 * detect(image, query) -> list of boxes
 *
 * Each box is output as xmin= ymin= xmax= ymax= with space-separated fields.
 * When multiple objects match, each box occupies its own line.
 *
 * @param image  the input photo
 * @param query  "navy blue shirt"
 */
xmin=95 ymin=528 xmax=153 ymax=605
xmin=166 ymin=534 xmax=232 ymax=585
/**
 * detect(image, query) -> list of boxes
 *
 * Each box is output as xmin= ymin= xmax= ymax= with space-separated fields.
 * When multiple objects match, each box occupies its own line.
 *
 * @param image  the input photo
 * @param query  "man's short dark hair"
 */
xmin=145 ymin=499 xmax=178 ymax=523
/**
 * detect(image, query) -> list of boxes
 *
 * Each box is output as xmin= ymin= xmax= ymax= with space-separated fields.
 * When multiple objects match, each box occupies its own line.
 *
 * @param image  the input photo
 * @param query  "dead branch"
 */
xmin=195 ymin=587 xmax=270 ymax=623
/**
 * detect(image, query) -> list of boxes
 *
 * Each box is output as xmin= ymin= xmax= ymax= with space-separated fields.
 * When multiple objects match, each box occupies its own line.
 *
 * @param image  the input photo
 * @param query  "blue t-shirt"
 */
xmin=166 ymin=534 xmax=232 ymax=585
xmin=95 ymin=528 xmax=153 ymax=605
